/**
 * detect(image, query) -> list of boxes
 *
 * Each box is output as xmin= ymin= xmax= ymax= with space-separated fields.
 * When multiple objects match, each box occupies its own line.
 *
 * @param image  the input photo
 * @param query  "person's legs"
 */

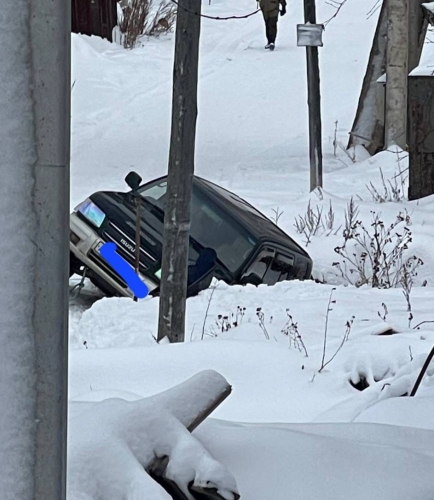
xmin=268 ymin=16 xmax=278 ymax=44
xmin=262 ymin=11 xmax=271 ymax=45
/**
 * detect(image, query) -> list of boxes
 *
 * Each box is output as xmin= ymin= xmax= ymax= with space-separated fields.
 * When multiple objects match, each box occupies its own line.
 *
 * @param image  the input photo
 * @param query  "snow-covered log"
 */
xmin=68 ymin=370 xmax=239 ymax=500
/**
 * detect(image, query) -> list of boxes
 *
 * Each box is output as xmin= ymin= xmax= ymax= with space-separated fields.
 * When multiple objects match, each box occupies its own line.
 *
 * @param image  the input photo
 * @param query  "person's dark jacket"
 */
xmin=259 ymin=0 xmax=287 ymax=20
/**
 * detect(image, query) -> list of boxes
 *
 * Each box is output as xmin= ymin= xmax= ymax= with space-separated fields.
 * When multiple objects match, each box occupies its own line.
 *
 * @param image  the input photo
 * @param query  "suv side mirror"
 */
xmin=125 ymin=171 xmax=143 ymax=191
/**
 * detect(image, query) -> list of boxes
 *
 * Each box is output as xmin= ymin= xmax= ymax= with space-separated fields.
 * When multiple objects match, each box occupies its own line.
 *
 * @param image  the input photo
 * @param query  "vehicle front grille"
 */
xmin=102 ymin=222 xmax=156 ymax=273
xmin=87 ymin=249 xmax=128 ymax=289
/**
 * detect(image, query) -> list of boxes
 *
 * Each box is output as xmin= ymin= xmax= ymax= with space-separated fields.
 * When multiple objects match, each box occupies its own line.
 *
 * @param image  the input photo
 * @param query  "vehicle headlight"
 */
xmin=75 ymin=198 xmax=106 ymax=228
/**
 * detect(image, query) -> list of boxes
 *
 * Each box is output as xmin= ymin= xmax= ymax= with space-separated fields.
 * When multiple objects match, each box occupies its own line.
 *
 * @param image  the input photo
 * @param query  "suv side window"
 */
xmin=190 ymin=191 xmax=256 ymax=273
xmin=242 ymin=251 xmax=295 ymax=285
xmin=138 ymin=179 xmax=257 ymax=273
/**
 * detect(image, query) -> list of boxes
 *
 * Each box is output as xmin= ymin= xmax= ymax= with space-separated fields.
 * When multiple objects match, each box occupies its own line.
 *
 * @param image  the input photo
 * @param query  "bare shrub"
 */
xmin=294 ymin=201 xmax=323 ymax=245
xmin=366 ymin=165 xmax=408 ymax=203
xmin=343 ymin=197 xmax=359 ymax=241
xmin=294 ymin=200 xmax=341 ymax=246
xmin=281 ymin=309 xmax=308 ymax=357
xmin=333 ymin=208 xmax=423 ymax=289
xmin=147 ymin=1 xmax=177 ymax=36
xmin=201 ymin=302 xmax=249 ymax=339
xmin=118 ymin=0 xmax=176 ymax=49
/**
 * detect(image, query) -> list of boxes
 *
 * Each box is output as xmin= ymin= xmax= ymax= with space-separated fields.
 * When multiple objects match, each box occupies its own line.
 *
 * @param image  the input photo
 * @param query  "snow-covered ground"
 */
xmin=69 ymin=1 xmax=434 ymax=498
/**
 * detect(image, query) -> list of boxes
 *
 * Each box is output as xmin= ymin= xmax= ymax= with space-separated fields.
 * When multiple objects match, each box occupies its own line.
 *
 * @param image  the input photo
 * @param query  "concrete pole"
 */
xmin=0 ymin=0 xmax=70 ymax=499
xmin=385 ymin=0 xmax=409 ymax=148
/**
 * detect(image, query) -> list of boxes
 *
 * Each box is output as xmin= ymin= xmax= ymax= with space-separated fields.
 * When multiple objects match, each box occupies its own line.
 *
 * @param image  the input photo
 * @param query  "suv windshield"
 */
xmin=138 ymin=179 xmax=256 ymax=273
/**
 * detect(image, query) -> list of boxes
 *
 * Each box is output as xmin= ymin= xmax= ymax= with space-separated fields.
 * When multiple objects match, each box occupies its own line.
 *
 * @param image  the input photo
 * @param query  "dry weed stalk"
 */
xmin=366 ymin=165 xmax=408 ymax=203
xmin=319 ymin=289 xmax=354 ymax=373
xmin=256 ymin=307 xmax=270 ymax=340
xmin=281 ymin=309 xmax=308 ymax=357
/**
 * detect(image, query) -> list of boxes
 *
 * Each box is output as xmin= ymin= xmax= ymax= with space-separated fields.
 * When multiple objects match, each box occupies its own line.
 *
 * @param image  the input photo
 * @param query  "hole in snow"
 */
xmin=349 ymin=375 xmax=370 ymax=391
xmin=376 ymin=327 xmax=399 ymax=336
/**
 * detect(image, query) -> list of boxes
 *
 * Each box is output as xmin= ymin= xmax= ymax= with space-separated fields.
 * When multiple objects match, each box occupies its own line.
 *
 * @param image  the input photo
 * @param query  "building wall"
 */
xmin=72 ymin=0 xmax=117 ymax=42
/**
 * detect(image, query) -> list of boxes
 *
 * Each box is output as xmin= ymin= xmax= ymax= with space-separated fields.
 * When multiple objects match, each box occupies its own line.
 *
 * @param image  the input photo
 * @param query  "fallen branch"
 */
xmin=410 ymin=346 xmax=434 ymax=397
xmin=413 ymin=320 xmax=434 ymax=330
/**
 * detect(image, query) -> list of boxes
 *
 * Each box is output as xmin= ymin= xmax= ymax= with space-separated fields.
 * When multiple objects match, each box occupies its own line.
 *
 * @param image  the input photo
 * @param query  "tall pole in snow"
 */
xmin=157 ymin=0 xmax=201 ymax=343
xmin=0 ymin=0 xmax=70 ymax=499
xmin=385 ymin=0 xmax=409 ymax=148
xmin=304 ymin=0 xmax=323 ymax=192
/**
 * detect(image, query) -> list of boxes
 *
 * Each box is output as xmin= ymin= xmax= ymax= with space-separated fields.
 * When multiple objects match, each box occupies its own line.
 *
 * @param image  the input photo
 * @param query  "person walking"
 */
xmin=259 ymin=0 xmax=286 ymax=50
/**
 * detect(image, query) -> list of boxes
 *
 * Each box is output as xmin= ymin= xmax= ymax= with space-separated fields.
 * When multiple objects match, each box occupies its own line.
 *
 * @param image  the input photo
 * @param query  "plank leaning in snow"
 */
xmin=67 ymin=370 xmax=239 ymax=500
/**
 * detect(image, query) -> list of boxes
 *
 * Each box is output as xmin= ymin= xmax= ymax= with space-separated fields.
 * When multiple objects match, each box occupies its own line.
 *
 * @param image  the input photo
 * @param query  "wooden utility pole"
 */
xmin=385 ymin=0 xmax=409 ymax=148
xmin=303 ymin=0 xmax=323 ymax=191
xmin=157 ymin=0 xmax=201 ymax=343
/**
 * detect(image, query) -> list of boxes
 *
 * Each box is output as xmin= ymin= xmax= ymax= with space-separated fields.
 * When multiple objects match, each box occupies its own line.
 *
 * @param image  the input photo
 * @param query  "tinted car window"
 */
xmin=242 ymin=251 xmax=296 ymax=285
xmin=139 ymin=180 xmax=167 ymax=208
xmin=190 ymin=192 xmax=256 ymax=273
xmin=137 ymin=179 xmax=256 ymax=273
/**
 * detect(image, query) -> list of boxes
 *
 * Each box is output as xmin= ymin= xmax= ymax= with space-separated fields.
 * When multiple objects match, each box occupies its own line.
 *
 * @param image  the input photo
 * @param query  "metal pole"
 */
xmin=304 ymin=0 xmax=323 ymax=191
xmin=157 ymin=0 xmax=202 ymax=343
xmin=0 ymin=0 xmax=70 ymax=498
